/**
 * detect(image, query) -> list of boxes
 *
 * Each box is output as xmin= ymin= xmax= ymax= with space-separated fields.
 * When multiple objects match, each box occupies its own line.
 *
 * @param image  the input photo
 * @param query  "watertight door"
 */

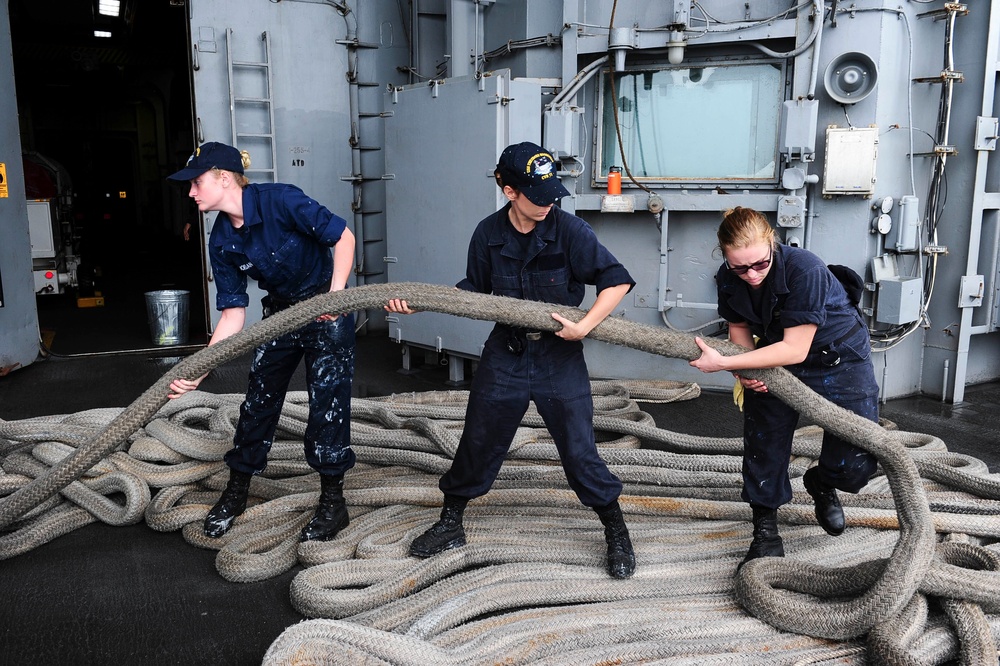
xmin=383 ymin=70 xmax=542 ymax=359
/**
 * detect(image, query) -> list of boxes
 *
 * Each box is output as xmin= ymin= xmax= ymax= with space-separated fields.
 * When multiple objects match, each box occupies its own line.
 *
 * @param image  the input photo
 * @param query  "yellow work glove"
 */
xmin=732 ymin=377 xmax=745 ymax=412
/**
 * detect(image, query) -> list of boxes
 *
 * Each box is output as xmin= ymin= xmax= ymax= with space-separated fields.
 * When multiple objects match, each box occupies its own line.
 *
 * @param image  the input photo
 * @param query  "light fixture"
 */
xmin=667 ymin=29 xmax=686 ymax=65
xmin=94 ymin=30 xmax=112 ymax=38
xmin=98 ymin=0 xmax=121 ymax=18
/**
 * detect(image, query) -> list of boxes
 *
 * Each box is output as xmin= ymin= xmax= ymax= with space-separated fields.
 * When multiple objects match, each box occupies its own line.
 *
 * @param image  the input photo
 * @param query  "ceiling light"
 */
xmin=94 ymin=30 xmax=112 ymax=38
xmin=98 ymin=0 xmax=121 ymax=17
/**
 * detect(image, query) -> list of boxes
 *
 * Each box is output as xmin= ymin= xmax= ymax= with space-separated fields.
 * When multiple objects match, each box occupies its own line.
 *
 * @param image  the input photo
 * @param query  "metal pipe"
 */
xmin=880 ymin=362 xmax=889 ymax=405
xmin=551 ymin=55 xmax=610 ymax=106
xmin=341 ymin=8 xmax=365 ymax=287
xmin=327 ymin=1 xmax=369 ymax=333
xmin=746 ymin=0 xmax=823 ymax=59
xmin=941 ymin=359 xmax=949 ymax=403
xmin=474 ymin=0 xmax=481 ymax=74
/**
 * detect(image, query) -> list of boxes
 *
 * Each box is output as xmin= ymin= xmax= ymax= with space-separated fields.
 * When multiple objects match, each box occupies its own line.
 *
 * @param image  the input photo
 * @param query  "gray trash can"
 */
xmin=145 ymin=289 xmax=190 ymax=346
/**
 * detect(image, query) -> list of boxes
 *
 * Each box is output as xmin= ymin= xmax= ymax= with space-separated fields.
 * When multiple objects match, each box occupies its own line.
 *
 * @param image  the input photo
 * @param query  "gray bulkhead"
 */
xmin=0 ymin=0 xmax=38 ymax=375
xmin=1 ymin=0 xmax=998 ymax=403
xmin=385 ymin=0 xmax=1000 ymax=402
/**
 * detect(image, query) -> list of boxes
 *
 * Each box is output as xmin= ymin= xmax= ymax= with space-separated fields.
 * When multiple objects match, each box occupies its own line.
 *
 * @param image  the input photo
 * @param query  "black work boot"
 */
xmin=300 ymin=474 xmax=350 ymax=542
xmin=595 ymin=501 xmax=636 ymax=579
xmin=204 ymin=469 xmax=253 ymax=538
xmin=803 ymin=467 xmax=846 ymax=536
xmin=409 ymin=495 xmax=468 ymax=558
xmin=738 ymin=505 xmax=784 ymax=570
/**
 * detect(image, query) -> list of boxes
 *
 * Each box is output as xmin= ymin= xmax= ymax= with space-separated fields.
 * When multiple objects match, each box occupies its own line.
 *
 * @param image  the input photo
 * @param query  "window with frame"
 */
xmin=598 ymin=61 xmax=785 ymax=185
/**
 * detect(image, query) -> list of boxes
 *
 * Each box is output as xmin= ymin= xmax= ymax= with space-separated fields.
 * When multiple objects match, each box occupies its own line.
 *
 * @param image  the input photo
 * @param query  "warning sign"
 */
xmin=0 ymin=163 xmax=7 ymax=198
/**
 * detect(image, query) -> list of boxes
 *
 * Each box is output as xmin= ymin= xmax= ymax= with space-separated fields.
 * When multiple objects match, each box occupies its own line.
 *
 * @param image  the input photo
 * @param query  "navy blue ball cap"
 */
xmin=168 ymin=142 xmax=245 ymax=181
xmin=495 ymin=142 xmax=571 ymax=206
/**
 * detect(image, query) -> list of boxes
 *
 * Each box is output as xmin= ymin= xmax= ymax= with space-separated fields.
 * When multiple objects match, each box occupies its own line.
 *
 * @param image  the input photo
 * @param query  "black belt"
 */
xmin=504 ymin=327 xmax=555 ymax=354
xmin=262 ymin=288 xmax=327 ymax=317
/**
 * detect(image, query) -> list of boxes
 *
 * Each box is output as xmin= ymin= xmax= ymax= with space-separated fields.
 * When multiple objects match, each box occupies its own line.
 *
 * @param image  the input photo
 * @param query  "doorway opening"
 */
xmin=10 ymin=0 xmax=207 ymax=356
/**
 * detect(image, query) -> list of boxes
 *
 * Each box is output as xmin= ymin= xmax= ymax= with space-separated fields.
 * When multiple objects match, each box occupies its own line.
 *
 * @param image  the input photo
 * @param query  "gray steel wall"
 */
xmin=0 ymin=0 xmax=40 ymax=372
xmin=391 ymin=0 xmax=1000 ymax=400
xmin=2 ymin=0 xmax=997 ymax=401
xmin=187 ymin=0 xmax=387 ymax=329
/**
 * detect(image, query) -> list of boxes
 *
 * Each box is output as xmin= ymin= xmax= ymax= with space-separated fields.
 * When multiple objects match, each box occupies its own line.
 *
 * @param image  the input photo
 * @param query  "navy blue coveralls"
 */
xmin=440 ymin=204 xmax=635 ymax=509
xmin=715 ymin=243 xmax=879 ymax=510
xmin=209 ymin=183 xmax=356 ymax=477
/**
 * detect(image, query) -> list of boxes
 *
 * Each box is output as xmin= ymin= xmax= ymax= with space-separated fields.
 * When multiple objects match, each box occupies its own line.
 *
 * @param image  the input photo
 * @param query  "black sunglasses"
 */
xmin=726 ymin=249 xmax=773 ymax=275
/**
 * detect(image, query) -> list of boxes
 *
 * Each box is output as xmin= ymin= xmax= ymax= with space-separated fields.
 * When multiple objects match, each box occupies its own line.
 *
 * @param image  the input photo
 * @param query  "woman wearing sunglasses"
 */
xmin=689 ymin=206 xmax=879 ymax=570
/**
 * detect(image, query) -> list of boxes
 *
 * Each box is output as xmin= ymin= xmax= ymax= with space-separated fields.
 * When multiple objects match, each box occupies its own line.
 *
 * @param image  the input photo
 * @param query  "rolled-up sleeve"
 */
xmin=209 ymin=241 xmax=250 ymax=310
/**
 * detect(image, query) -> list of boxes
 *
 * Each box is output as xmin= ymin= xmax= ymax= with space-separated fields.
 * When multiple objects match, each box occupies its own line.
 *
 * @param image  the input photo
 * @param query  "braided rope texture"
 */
xmin=1 ymin=282 xmax=998 ymax=664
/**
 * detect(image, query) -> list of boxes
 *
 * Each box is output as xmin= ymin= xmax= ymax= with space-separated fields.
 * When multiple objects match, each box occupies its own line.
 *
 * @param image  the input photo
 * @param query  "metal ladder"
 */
xmin=951 ymin=2 xmax=1000 ymax=403
xmin=226 ymin=29 xmax=277 ymax=183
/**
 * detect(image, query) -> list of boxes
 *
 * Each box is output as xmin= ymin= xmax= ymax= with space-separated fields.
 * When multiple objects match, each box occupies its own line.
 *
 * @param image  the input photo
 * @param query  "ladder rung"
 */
xmin=229 ymin=28 xmax=277 ymax=188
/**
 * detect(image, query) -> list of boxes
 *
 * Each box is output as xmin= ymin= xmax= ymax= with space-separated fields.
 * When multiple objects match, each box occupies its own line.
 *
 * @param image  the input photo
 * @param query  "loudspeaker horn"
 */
xmin=824 ymin=52 xmax=878 ymax=105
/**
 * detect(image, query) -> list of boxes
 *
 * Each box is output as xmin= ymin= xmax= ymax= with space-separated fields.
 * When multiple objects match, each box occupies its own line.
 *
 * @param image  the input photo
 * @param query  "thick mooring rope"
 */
xmin=1 ymin=282 xmax=998 ymax=664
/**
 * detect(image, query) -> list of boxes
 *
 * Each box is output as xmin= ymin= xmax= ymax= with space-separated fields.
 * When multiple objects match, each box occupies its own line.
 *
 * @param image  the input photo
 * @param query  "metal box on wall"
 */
xmin=384 ymin=71 xmax=542 ymax=359
xmin=822 ymin=126 xmax=878 ymax=196
xmin=885 ymin=194 xmax=921 ymax=253
xmin=27 ymin=199 xmax=58 ymax=259
xmin=876 ymin=276 xmax=922 ymax=325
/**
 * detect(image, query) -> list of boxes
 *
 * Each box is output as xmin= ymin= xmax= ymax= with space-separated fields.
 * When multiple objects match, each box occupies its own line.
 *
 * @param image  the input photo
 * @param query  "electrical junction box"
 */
xmin=33 ymin=268 xmax=59 ymax=294
xmin=876 ymin=276 xmax=922 ymax=324
xmin=779 ymin=99 xmax=819 ymax=162
xmin=822 ymin=126 xmax=878 ymax=196
xmin=776 ymin=195 xmax=805 ymax=227
xmin=27 ymin=199 xmax=58 ymax=259
xmin=885 ymin=195 xmax=920 ymax=253
xmin=543 ymin=104 xmax=583 ymax=160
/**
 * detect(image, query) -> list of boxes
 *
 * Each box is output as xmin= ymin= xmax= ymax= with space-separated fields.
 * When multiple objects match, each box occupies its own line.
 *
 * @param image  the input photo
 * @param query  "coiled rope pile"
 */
xmin=1 ymin=283 xmax=998 ymax=664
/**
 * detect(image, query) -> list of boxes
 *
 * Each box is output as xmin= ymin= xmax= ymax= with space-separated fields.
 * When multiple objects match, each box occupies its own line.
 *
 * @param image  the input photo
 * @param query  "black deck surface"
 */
xmin=1 ymin=333 xmax=997 ymax=665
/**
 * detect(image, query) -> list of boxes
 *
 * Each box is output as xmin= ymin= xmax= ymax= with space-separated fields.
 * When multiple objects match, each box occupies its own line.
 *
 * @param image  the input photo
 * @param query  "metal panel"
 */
xmin=384 ymin=71 xmax=541 ymax=357
xmin=822 ymin=126 xmax=878 ymax=196
xmin=27 ymin=200 xmax=57 ymax=259
xmin=0 ymin=0 xmax=40 ymax=371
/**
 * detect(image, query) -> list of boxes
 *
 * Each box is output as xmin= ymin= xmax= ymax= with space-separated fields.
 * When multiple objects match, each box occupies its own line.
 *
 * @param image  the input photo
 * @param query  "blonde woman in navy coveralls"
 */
xmin=690 ymin=207 xmax=879 ymax=569
xmin=386 ymin=142 xmax=638 ymax=579
xmin=166 ymin=142 xmax=357 ymax=544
